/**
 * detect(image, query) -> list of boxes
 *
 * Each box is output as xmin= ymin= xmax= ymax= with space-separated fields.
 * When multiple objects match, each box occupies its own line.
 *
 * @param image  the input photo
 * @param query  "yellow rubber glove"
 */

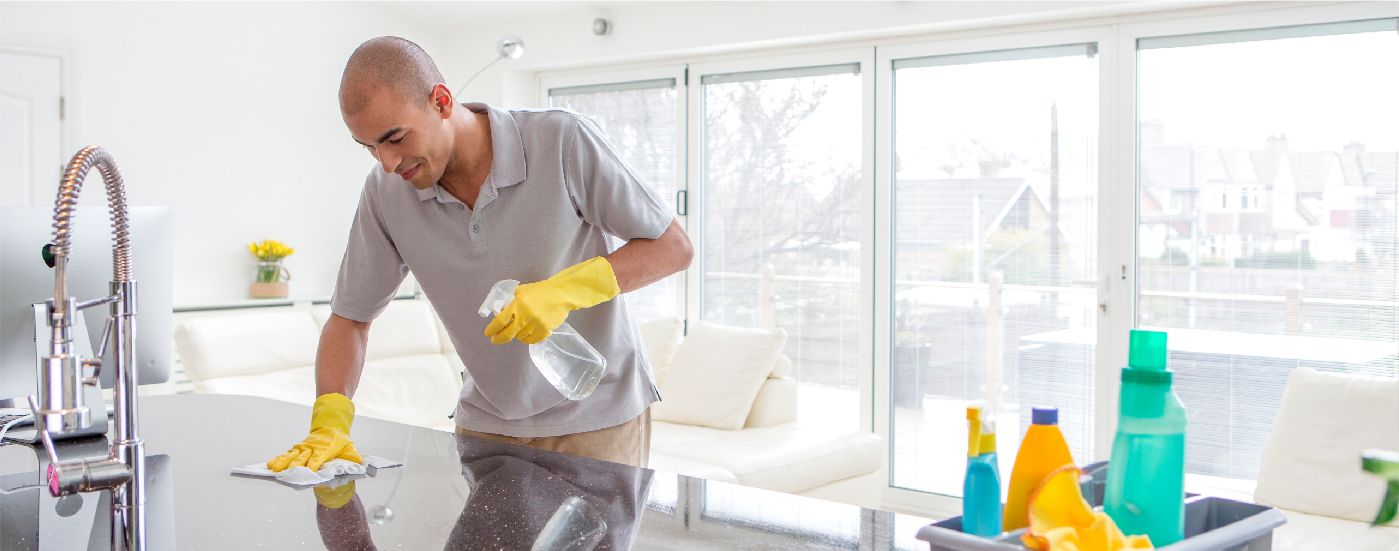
xmin=266 ymin=393 xmax=364 ymax=472
xmin=1023 ymin=466 xmax=1154 ymax=551
xmin=313 ymin=480 xmax=358 ymax=510
xmin=484 ymin=256 xmax=620 ymax=345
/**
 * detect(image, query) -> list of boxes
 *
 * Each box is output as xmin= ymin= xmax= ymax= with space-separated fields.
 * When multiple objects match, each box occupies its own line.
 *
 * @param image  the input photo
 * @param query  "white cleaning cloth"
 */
xmin=231 ymin=455 xmax=402 ymax=486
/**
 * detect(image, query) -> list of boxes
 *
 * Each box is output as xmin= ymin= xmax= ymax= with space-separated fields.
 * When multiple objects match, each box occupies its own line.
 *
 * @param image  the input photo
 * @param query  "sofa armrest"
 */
xmin=744 ymin=376 xmax=798 ymax=428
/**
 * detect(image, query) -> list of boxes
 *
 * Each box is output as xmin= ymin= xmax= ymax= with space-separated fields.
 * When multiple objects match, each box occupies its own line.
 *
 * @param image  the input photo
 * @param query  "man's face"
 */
xmin=342 ymin=88 xmax=450 ymax=190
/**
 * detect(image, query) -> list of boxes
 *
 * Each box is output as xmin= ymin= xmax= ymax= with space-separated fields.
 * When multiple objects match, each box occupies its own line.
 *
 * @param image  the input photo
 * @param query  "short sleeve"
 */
xmin=330 ymin=176 xmax=408 ymax=322
xmin=562 ymin=115 xmax=674 ymax=241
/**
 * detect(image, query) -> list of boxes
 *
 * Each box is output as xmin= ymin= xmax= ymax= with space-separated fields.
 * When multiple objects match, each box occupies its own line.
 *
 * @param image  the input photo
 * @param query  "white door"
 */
xmin=0 ymin=49 xmax=63 ymax=207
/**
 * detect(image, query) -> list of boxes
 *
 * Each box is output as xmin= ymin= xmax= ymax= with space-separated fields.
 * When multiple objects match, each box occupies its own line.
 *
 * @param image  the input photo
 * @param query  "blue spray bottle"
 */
xmin=962 ymin=404 xmax=1002 ymax=536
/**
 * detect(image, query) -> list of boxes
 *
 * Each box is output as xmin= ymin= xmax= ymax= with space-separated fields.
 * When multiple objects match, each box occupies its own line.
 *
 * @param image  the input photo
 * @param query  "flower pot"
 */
xmin=250 ymin=281 xmax=289 ymax=299
xmin=250 ymin=259 xmax=291 ymax=298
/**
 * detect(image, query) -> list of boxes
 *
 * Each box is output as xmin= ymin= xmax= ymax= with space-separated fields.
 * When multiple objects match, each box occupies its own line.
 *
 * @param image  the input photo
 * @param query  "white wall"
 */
xmin=0 ymin=2 xmax=447 ymax=307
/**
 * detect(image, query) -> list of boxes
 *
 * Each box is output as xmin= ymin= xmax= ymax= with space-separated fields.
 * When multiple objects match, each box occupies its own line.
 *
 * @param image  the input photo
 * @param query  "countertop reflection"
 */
xmin=0 ymin=394 xmax=933 ymax=550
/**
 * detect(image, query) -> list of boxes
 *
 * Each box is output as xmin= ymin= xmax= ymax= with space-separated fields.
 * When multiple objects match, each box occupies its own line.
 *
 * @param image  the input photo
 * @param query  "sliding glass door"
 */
xmin=548 ymin=74 xmax=686 ymax=323
xmin=693 ymin=52 xmax=872 ymax=433
xmin=1136 ymin=18 xmax=1399 ymax=480
xmin=886 ymin=43 xmax=1101 ymax=495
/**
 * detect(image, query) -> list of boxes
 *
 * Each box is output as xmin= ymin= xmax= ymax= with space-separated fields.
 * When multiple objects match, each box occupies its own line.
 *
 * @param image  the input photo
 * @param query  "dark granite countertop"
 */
xmin=1 ymin=394 xmax=934 ymax=550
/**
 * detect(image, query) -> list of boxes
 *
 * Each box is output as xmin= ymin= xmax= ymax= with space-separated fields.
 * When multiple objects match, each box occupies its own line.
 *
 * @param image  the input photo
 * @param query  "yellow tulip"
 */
xmin=248 ymin=239 xmax=293 ymax=260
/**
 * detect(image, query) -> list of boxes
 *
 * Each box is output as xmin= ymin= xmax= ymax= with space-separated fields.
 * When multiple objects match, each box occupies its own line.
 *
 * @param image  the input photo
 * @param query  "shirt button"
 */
xmin=472 ymin=224 xmax=480 ymax=233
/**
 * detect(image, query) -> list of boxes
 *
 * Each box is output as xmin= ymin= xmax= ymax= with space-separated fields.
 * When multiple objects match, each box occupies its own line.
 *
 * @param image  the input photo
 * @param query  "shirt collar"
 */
xmin=415 ymin=102 xmax=527 ymax=203
xmin=471 ymin=101 xmax=527 ymax=189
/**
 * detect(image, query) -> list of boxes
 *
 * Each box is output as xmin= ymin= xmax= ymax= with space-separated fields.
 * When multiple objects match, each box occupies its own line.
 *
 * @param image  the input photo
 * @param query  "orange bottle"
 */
xmin=1004 ymin=406 xmax=1075 ymax=531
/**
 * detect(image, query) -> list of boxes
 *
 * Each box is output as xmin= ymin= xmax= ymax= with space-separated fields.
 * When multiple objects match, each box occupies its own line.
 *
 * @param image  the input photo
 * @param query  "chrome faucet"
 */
xmin=26 ymin=146 xmax=146 ymax=551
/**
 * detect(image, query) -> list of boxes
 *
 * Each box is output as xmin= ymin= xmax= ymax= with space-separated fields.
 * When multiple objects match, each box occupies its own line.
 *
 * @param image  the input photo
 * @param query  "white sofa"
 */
xmin=1251 ymin=367 xmax=1399 ymax=550
xmin=636 ymin=317 xmax=883 ymax=495
xmin=173 ymin=298 xmax=882 ymax=496
xmin=174 ymin=299 xmax=463 ymax=432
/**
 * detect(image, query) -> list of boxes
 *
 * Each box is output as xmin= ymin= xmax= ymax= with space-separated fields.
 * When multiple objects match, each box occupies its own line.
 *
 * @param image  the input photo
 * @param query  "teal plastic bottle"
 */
xmin=1105 ymin=330 xmax=1186 ymax=545
xmin=962 ymin=405 xmax=1002 ymax=536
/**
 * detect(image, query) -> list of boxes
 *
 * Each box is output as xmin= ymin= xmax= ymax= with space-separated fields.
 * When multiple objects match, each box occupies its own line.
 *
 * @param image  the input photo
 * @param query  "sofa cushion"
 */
xmin=1254 ymin=367 xmax=1399 ymax=525
xmin=744 ymin=377 xmax=798 ymax=428
xmin=194 ymin=364 xmax=315 ymax=407
xmin=434 ymin=304 xmax=457 ymax=356
xmin=175 ymin=310 xmax=319 ymax=381
xmin=650 ymin=421 xmax=883 ymax=494
xmin=1272 ymin=508 xmax=1399 ymax=551
xmin=647 ymin=454 xmax=739 ymax=484
xmin=351 ymin=355 xmax=460 ymax=431
xmin=638 ymin=318 xmax=794 ymax=385
xmin=652 ymin=322 xmax=787 ymax=430
xmin=196 ymin=354 xmax=459 ymax=432
xmin=637 ymin=317 xmax=682 ymax=386
xmin=313 ymin=299 xmax=442 ymax=361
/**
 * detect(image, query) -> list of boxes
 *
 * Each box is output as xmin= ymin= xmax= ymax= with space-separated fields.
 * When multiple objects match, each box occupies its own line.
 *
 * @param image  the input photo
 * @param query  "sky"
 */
xmin=1138 ymin=30 xmax=1399 ymax=152
xmin=770 ymin=28 xmax=1399 ymax=185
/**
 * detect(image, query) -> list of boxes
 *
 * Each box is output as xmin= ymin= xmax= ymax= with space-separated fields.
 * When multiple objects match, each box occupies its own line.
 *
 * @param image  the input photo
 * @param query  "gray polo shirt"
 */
xmin=331 ymin=102 xmax=671 ymax=437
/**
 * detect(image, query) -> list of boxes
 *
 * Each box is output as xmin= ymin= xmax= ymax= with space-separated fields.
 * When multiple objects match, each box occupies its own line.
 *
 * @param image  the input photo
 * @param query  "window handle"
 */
xmin=1098 ymin=273 xmax=1111 ymax=314
xmin=1098 ymin=265 xmax=1126 ymax=314
xmin=676 ymin=190 xmax=688 ymax=217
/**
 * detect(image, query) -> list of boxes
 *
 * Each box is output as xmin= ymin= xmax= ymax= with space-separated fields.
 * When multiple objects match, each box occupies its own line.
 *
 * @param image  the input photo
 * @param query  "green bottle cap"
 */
xmin=1128 ymin=330 xmax=1168 ymax=370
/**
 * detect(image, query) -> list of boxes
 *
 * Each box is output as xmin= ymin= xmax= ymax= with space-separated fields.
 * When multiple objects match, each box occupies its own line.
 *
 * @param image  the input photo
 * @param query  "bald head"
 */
xmin=340 ymin=36 xmax=445 ymax=115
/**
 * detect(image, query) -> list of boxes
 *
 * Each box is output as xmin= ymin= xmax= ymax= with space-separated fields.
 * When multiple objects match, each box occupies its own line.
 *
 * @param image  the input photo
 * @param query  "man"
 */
xmin=266 ymin=36 xmax=692 ymax=470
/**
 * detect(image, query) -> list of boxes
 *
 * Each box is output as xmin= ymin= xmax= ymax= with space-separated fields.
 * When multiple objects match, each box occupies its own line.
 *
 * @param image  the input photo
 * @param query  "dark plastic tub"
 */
xmin=917 ymin=480 xmax=1285 ymax=551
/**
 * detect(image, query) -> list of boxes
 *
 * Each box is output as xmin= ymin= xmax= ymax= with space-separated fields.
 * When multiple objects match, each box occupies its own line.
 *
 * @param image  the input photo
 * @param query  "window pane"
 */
xmin=646 ymin=471 xmax=679 ymax=514
xmin=1138 ymin=25 xmax=1399 ymax=479
xmin=700 ymin=67 xmax=863 ymax=431
xmin=891 ymin=47 xmax=1099 ymax=495
xmin=550 ymin=83 xmax=681 ymax=323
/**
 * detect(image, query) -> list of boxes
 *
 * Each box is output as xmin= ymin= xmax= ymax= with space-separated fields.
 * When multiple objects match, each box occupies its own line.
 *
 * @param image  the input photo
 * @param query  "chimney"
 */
xmin=979 ymin=159 xmax=1006 ymax=178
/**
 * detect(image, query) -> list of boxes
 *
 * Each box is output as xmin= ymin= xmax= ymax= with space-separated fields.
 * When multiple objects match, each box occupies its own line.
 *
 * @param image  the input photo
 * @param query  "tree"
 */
xmin=702 ymin=78 xmax=860 ymax=275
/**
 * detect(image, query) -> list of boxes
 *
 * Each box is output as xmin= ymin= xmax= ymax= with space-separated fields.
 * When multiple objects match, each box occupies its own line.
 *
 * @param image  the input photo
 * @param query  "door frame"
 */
xmin=1 ymin=42 xmax=73 ymax=205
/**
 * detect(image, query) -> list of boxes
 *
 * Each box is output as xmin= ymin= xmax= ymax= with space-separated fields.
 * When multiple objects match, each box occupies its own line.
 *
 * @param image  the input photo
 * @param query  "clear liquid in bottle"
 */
xmin=479 ymin=280 xmax=607 ymax=401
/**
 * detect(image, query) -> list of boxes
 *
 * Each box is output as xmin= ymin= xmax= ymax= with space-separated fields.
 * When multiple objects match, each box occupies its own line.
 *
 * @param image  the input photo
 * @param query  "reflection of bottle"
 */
xmin=1003 ymin=406 xmax=1074 ymax=530
xmin=962 ymin=404 xmax=1002 ymax=536
xmin=1105 ymin=330 xmax=1186 ymax=545
xmin=479 ymin=280 xmax=607 ymax=400
xmin=531 ymin=496 xmax=608 ymax=551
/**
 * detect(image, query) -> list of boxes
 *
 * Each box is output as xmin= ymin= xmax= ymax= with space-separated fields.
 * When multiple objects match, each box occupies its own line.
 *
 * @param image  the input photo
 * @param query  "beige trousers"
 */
xmin=455 ymin=408 xmax=651 ymax=468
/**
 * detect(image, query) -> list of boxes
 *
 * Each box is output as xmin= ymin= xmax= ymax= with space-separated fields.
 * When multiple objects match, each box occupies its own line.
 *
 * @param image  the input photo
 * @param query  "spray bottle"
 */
xmin=479 ymin=279 xmax=607 ymax=400
xmin=963 ymin=404 xmax=1003 ymax=536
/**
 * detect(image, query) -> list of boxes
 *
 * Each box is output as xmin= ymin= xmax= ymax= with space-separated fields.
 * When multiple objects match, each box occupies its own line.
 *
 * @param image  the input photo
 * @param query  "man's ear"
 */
xmin=430 ymin=83 xmax=454 ymax=118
